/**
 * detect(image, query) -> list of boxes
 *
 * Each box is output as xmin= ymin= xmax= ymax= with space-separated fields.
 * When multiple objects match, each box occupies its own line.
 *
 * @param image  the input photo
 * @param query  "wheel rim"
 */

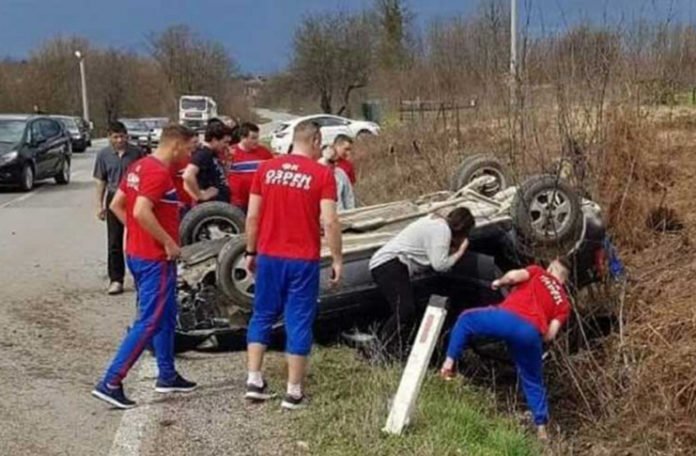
xmin=192 ymin=216 xmax=241 ymax=242
xmin=231 ymin=253 xmax=255 ymax=299
xmin=25 ymin=166 xmax=33 ymax=189
xmin=467 ymin=166 xmax=506 ymax=196
xmin=527 ymin=188 xmax=573 ymax=239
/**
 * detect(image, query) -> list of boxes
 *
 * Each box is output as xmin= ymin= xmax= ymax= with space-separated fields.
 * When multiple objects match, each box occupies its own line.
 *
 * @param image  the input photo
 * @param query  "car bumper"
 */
xmin=0 ymin=162 xmax=23 ymax=184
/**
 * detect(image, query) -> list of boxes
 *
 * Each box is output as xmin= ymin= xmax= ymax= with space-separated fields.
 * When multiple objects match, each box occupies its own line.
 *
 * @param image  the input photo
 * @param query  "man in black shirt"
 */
xmin=93 ymin=121 xmax=144 ymax=295
xmin=182 ymin=122 xmax=232 ymax=203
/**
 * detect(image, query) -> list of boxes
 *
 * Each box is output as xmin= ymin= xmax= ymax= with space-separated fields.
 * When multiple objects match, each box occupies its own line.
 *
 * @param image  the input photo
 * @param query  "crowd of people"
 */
xmin=89 ymin=117 xmax=572 ymax=440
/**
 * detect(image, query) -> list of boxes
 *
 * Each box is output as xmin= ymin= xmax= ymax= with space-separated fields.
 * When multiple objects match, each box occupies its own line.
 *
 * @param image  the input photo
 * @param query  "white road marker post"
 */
xmin=383 ymin=295 xmax=449 ymax=435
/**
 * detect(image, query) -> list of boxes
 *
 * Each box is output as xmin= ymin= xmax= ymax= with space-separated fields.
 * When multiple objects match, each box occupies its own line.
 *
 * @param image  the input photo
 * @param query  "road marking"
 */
xmin=0 ymin=171 xmax=86 ymax=209
xmin=107 ymin=356 xmax=158 ymax=456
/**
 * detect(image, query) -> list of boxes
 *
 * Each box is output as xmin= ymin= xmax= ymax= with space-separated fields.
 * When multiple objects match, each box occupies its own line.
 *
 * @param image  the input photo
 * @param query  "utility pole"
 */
xmin=74 ymin=50 xmax=90 ymax=123
xmin=510 ymin=0 xmax=518 ymax=79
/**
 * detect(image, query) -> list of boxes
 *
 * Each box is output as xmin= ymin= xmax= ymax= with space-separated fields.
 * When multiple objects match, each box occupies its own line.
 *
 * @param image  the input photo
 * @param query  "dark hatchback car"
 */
xmin=0 ymin=114 xmax=72 ymax=191
xmin=52 ymin=115 xmax=92 ymax=152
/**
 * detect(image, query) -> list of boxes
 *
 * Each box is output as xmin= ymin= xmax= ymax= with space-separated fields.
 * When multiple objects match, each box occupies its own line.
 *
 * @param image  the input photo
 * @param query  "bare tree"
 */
xmin=374 ymin=0 xmax=414 ymax=70
xmin=291 ymin=13 xmax=376 ymax=115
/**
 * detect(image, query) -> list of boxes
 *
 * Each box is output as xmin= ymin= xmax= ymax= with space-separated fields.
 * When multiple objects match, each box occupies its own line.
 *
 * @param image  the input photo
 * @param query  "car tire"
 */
xmin=512 ymin=174 xmax=583 ymax=251
xmin=55 ymin=158 xmax=70 ymax=185
xmin=216 ymin=236 xmax=254 ymax=312
xmin=356 ymin=130 xmax=373 ymax=140
xmin=19 ymin=164 xmax=34 ymax=192
xmin=179 ymin=201 xmax=246 ymax=246
xmin=449 ymin=154 xmax=510 ymax=196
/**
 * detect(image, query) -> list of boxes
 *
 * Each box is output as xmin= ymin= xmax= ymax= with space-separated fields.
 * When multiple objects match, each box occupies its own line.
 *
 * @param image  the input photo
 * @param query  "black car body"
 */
xmin=173 ymin=169 xmax=614 ymax=352
xmin=119 ymin=118 xmax=152 ymax=152
xmin=0 ymin=114 xmax=72 ymax=191
xmin=52 ymin=115 xmax=91 ymax=152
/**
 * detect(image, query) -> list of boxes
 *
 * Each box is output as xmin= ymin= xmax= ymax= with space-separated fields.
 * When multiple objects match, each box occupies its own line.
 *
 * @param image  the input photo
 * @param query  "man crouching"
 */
xmin=440 ymin=257 xmax=572 ymax=440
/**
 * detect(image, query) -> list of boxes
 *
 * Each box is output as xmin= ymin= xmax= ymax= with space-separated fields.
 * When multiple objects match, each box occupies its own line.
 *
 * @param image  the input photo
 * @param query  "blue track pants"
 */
xmin=102 ymin=257 xmax=177 ymax=386
xmin=446 ymin=307 xmax=549 ymax=425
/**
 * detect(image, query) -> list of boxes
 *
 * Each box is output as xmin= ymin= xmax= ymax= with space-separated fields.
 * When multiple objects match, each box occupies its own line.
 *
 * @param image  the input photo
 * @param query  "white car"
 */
xmin=270 ymin=114 xmax=380 ymax=154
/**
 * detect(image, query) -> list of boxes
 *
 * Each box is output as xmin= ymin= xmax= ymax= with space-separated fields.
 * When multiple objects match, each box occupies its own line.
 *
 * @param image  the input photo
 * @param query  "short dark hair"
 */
xmin=333 ymin=134 xmax=353 ymax=146
xmin=447 ymin=207 xmax=475 ymax=238
xmin=293 ymin=120 xmax=321 ymax=144
xmin=208 ymin=117 xmax=223 ymax=126
xmin=204 ymin=122 xmax=233 ymax=142
xmin=239 ymin=122 xmax=260 ymax=138
xmin=108 ymin=121 xmax=127 ymax=135
xmin=160 ymin=124 xmax=196 ymax=143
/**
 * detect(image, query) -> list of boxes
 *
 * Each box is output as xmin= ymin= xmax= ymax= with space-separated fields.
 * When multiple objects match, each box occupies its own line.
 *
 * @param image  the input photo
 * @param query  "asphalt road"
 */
xmin=0 ymin=130 xmax=300 ymax=455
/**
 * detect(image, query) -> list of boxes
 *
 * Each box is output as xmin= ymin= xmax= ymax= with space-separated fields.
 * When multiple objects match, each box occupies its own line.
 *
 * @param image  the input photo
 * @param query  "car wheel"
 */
xmin=356 ymin=130 xmax=373 ymax=140
xmin=216 ymin=236 xmax=254 ymax=312
xmin=55 ymin=159 xmax=70 ymax=185
xmin=19 ymin=164 xmax=34 ymax=192
xmin=512 ymin=175 xmax=583 ymax=251
xmin=449 ymin=154 xmax=510 ymax=196
xmin=179 ymin=202 xmax=246 ymax=246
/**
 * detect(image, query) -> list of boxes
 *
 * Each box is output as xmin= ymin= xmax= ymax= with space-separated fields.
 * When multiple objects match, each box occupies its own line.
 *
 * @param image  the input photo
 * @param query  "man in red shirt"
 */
xmin=91 ymin=125 xmax=198 ymax=410
xmin=440 ymin=258 xmax=572 ymax=440
xmin=228 ymin=122 xmax=274 ymax=211
xmin=244 ymin=120 xmax=343 ymax=410
xmin=333 ymin=134 xmax=356 ymax=185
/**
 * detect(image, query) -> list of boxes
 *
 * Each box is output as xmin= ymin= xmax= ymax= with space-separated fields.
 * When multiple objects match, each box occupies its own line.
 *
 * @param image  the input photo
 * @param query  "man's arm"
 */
xmin=321 ymin=198 xmax=343 ymax=285
xmin=108 ymin=189 xmax=127 ymax=225
xmin=133 ymin=196 xmax=179 ymax=259
xmin=95 ymin=179 xmax=107 ymax=220
xmin=245 ymin=194 xmax=262 ymax=253
xmin=182 ymin=164 xmax=204 ymax=202
xmin=491 ymin=268 xmax=531 ymax=289
xmin=544 ymin=319 xmax=562 ymax=342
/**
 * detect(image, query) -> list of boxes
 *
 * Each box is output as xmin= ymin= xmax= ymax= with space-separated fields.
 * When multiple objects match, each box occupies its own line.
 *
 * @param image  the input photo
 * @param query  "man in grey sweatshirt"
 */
xmin=369 ymin=207 xmax=475 ymax=357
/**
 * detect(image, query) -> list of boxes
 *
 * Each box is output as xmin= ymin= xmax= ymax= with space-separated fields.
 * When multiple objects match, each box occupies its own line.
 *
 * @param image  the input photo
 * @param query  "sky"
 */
xmin=0 ymin=0 xmax=693 ymax=74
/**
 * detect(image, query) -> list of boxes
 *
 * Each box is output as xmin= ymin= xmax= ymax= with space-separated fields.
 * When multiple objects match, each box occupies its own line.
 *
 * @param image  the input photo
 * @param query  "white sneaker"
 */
xmin=108 ymin=282 xmax=124 ymax=295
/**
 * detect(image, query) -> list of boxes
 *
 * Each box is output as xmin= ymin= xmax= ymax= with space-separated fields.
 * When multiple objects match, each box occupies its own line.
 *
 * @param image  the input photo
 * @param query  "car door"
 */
xmin=29 ymin=120 xmax=51 ymax=178
xmin=38 ymin=119 xmax=64 ymax=176
xmin=316 ymin=116 xmax=352 ymax=146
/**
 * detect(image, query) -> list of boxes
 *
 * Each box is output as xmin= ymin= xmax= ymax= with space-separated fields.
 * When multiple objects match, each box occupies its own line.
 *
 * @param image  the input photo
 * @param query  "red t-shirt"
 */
xmin=120 ymin=156 xmax=180 ymax=261
xmin=228 ymin=144 xmax=274 ymax=209
xmin=499 ymin=266 xmax=571 ymax=335
xmin=336 ymin=158 xmax=356 ymax=184
xmin=250 ymin=154 xmax=337 ymax=261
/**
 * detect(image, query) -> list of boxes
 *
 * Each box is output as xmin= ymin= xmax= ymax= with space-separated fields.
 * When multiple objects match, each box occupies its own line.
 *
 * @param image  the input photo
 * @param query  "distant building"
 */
xmin=242 ymin=76 xmax=266 ymax=103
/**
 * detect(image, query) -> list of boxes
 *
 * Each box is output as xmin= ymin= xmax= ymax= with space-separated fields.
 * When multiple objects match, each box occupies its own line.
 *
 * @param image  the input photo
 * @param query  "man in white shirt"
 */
xmin=319 ymin=145 xmax=356 ymax=212
xmin=369 ymin=207 xmax=475 ymax=357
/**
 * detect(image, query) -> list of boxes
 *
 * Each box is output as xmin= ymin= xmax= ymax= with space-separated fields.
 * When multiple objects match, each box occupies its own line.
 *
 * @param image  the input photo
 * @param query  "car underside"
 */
xmin=172 ymin=155 xmax=614 ymax=353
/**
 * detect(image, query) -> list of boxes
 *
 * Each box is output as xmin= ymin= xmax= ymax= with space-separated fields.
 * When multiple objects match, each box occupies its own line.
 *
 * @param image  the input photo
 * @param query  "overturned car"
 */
xmin=174 ymin=155 xmax=611 ymax=352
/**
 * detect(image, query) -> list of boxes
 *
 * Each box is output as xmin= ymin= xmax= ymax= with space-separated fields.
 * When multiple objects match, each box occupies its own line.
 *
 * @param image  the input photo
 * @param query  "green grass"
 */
xmin=288 ymin=347 xmax=540 ymax=456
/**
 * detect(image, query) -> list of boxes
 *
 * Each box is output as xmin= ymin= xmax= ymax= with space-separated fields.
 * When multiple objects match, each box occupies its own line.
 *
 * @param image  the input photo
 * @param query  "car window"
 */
xmin=0 ymin=119 xmax=27 ymax=144
xmin=40 ymin=119 xmax=62 ymax=139
xmin=31 ymin=121 xmax=45 ymax=143
xmin=317 ymin=117 xmax=346 ymax=127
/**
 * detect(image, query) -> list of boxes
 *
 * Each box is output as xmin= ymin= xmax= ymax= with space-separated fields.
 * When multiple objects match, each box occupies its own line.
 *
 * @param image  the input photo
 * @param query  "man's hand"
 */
xmin=201 ymin=187 xmax=219 ymax=202
xmin=544 ymin=320 xmax=562 ymax=343
xmin=245 ymin=254 xmax=257 ymax=275
xmin=491 ymin=279 xmax=502 ymax=290
xmin=164 ymin=240 xmax=181 ymax=261
xmin=97 ymin=207 xmax=107 ymax=221
xmin=329 ymin=260 xmax=343 ymax=287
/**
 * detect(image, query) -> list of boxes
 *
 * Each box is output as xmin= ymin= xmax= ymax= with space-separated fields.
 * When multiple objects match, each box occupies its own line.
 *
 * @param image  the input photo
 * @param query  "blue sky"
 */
xmin=0 ymin=0 xmax=693 ymax=74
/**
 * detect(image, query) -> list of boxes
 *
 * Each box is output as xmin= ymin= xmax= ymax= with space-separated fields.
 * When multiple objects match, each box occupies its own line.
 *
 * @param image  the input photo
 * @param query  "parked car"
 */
xmin=51 ymin=115 xmax=91 ymax=152
xmin=140 ymin=117 xmax=169 ymax=147
xmin=0 ymin=114 xmax=72 ymax=191
xmin=270 ymin=114 xmax=381 ymax=154
xmin=173 ymin=156 xmax=612 ymax=352
xmin=119 ymin=118 xmax=152 ymax=152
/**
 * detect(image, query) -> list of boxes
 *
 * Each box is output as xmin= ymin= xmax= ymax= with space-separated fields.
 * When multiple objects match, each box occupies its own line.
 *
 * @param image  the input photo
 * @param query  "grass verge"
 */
xmin=289 ymin=347 xmax=539 ymax=456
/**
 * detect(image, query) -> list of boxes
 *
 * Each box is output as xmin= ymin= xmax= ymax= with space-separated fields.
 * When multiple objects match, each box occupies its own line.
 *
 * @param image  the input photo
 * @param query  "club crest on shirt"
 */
xmin=126 ymin=170 xmax=140 ymax=190
xmin=265 ymin=167 xmax=312 ymax=190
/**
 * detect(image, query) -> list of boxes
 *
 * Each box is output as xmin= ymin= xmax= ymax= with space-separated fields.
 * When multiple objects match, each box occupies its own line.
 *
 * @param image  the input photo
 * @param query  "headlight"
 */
xmin=0 ymin=151 xmax=19 ymax=166
xmin=139 ymin=136 xmax=149 ymax=141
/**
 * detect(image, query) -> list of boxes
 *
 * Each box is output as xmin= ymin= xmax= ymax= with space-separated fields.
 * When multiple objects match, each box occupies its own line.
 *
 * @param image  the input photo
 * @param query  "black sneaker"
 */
xmin=281 ymin=394 xmax=307 ymax=410
xmin=155 ymin=373 xmax=197 ymax=393
xmin=91 ymin=381 xmax=136 ymax=409
xmin=244 ymin=381 xmax=276 ymax=401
